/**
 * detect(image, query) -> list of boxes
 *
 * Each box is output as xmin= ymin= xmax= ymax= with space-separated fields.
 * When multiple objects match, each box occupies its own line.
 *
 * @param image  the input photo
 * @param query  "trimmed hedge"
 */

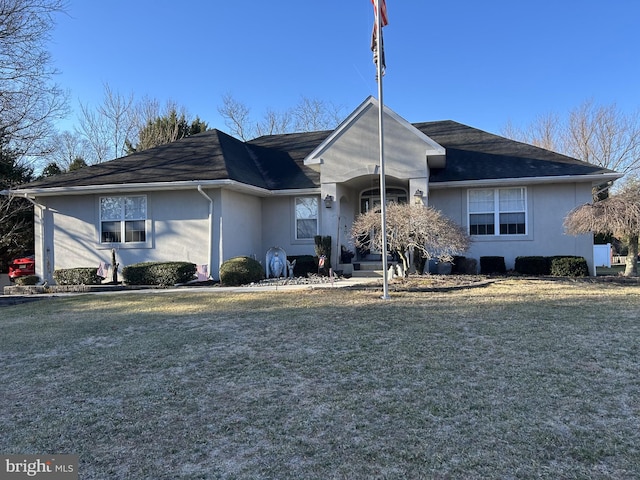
xmin=515 ymin=255 xmax=589 ymax=277
xmin=515 ymin=256 xmax=550 ymax=275
xmin=480 ymin=256 xmax=506 ymax=274
xmin=451 ymin=256 xmax=478 ymax=274
xmin=550 ymin=256 xmax=589 ymax=277
xmin=219 ymin=256 xmax=264 ymax=286
xmin=53 ymin=268 xmax=103 ymax=285
xmin=122 ymin=261 xmax=197 ymax=286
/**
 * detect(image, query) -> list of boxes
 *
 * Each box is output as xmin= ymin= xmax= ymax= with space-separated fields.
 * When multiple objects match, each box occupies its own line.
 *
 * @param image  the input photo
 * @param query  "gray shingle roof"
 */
xmin=415 ymin=120 xmax=614 ymax=182
xmin=17 ymin=120 xmax=614 ymax=192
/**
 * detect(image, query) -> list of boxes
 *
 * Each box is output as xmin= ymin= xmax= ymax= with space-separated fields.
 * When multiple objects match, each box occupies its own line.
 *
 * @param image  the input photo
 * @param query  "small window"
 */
xmin=468 ymin=188 xmax=526 ymax=236
xmin=100 ymin=196 xmax=147 ymax=243
xmin=295 ymin=196 xmax=318 ymax=240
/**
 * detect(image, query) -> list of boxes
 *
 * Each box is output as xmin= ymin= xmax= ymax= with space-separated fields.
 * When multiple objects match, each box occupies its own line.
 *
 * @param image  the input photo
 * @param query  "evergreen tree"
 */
xmin=0 ymin=138 xmax=35 ymax=270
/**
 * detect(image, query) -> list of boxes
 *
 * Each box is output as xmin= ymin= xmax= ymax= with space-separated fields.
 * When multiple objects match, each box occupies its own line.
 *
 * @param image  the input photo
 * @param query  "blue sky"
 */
xmin=49 ymin=0 xmax=640 ymax=137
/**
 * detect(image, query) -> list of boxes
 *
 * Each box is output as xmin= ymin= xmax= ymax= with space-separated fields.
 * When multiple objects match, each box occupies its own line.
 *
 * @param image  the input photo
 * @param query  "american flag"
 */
xmin=371 ymin=0 xmax=388 ymax=75
xmin=371 ymin=0 xmax=388 ymax=27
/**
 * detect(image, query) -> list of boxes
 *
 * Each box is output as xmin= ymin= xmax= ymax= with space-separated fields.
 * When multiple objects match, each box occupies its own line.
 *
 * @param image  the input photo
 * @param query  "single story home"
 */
xmin=2 ymin=97 xmax=621 ymax=282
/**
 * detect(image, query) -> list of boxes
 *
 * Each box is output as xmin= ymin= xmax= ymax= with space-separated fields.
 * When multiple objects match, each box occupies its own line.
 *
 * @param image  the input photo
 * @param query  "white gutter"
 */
xmin=428 ymin=173 xmax=623 ymax=189
xmin=4 ymin=179 xmax=320 ymax=198
xmin=197 ymin=185 xmax=214 ymax=279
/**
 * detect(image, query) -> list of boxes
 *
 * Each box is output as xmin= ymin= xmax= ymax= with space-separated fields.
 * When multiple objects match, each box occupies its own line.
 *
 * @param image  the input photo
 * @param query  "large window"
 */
xmin=468 ymin=187 xmax=526 ymax=236
xmin=100 ymin=196 xmax=147 ymax=243
xmin=295 ymin=196 xmax=318 ymax=240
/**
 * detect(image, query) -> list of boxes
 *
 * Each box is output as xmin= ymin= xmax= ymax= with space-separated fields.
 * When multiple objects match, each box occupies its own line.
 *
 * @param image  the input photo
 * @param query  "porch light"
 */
xmin=324 ymin=194 xmax=334 ymax=208
xmin=414 ymin=189 xmax=423 ymax=199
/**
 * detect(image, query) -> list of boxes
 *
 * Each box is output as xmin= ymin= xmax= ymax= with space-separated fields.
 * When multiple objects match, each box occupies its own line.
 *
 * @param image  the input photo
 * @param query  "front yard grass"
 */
xmin=1 ymin=279 xmax=639 ymax=479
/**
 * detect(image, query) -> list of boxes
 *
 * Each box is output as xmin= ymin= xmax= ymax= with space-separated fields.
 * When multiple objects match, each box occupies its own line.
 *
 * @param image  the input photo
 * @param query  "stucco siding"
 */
xmin=35 ymin=190 xmax=212 ymax=283
xmin=314 ymin=106 xmax=431 ymax=183
xmin=430 ymin=182 xmax=595 ymax=271
xmin=219 ymin=189 xmax=262 ymax=264
xmin=261 ymin=196 xmax=318 ymax=258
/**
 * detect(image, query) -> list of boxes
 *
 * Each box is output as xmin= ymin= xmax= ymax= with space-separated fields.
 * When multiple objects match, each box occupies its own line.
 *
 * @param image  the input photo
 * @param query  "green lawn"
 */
xmin=2 ymin=279 xmax=640 ymax=479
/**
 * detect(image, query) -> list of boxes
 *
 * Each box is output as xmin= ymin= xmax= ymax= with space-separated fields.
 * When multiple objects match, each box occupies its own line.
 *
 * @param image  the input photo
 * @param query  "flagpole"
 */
xmin=375 ymin=0 xmax=390 ymax=300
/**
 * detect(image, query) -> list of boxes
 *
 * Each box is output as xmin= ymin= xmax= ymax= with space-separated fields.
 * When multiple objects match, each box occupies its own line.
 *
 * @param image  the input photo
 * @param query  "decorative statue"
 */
xmin=287 ymin=259 xmax=296 ymax=278
xmin=270 ymin=252 xmax=284 ymax=278
xmin=266 ymin=247 xmax=287 ymax=278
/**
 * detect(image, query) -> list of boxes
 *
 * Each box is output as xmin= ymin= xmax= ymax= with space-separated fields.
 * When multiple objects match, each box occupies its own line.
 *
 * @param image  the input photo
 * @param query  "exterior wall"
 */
xmin=34 ymin=189 xmax=212 ymax=283
xmin=261 ymin=196 xmax=320 ymax=260
xmin=313 ymin=106 xmax=432 ymax=184
xmin=429 ymin=182 xmax=595 ymax=271
xmin=218 ymin=189 xmax=262 ymax=270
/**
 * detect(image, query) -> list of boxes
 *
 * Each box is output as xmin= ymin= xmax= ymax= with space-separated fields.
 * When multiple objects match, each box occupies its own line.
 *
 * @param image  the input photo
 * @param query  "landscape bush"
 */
xmin=122 ymin=262 xmax=197 ymax=286
xmin=219 ymin=256 xmax=264 ymax=286
xmin=53 ymin=268 xmax=103 ymax=285
xmin=514 ymin=256 xmax=551 ymax=275
xmin=550 ymin=256 xmax=589 ymax=277
xmin=480 ymin=256 xmax=506 ymax=274
xmin=514 ymin=255 xmax=589 ymax=277
xmin=451 ymin=256 xmax=478 ymax=274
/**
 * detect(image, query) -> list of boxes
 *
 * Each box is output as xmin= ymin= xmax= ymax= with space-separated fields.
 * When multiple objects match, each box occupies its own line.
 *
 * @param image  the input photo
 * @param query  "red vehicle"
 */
xmin=8 ymin=255 xmax=36 ymax=281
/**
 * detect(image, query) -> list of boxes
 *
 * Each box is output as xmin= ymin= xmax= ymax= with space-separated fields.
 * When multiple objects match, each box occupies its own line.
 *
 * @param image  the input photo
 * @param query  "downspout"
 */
xmin=197 ymin=185 xmax=213 ymax=279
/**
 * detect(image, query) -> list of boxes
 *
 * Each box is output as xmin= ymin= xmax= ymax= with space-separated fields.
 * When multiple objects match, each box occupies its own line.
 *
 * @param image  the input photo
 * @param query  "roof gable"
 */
xmin=304 ymin=97 xmax=446 ymax=182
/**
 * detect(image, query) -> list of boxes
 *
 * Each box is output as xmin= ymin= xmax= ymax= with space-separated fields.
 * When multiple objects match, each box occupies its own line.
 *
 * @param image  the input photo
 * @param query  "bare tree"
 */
xmin=45 ymin=130 xmax=91 ymax=170
xmin=217 ymin=93 xmax=344 ymax=140
xmin=217 ymin=93 xmax=252 ymax=141
xmin=564 ymin=178 xmax=640 ymax=277
xmin=255 ymin=108 xmax=293 ymax=137
xmin=502 ymin=100 xmax=640 ymax=177
xmin=292 ymin=96 xmax=343 ymax=132
xmin=77 ymin=83 xmax=136 ymax=162
xmin=351 ymin=203 xmax=470 ymax=275
xmin=502 ymin=112 xmax=562 ymax=152
xmin=0 ymin=0 xmax=68 ymax=162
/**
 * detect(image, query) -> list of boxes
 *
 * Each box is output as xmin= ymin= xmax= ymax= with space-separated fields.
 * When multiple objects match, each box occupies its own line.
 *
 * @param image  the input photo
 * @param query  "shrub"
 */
xmin=219 ymin=256 xmax=264 ymax=286
xmin=480 ymin=256 xmax=506 ymax=274
xmin=451 ymin=256 xmax=478 ymax=274
xmin=53 ymin=268 xmax=103 ymax=285
xmin=15 ymin=275 xmax=40 ymax=286
xmin=288 ymin=255 xmax=316 ymax=277
xmin=515 ymin=256 xmax=551 ymax=275
xmin=550 ymin=256 xmax=589 ymax=277
xmin=122 ymin=262 xmax=197 ymax=286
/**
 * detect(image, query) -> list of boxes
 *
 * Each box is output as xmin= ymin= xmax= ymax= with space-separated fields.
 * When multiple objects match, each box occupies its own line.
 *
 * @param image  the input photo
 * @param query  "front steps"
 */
xmin=350 ymin=260 xmax=398 ymax=278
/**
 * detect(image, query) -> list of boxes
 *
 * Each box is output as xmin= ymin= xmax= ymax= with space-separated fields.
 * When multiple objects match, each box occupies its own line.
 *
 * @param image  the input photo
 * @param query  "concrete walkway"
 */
xmin=1 ymin=275 xmax=382 ymax=305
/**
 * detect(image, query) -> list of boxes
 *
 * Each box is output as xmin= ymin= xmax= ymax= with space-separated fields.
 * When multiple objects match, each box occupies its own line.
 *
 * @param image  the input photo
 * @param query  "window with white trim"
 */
xmin=100 ymin=196 xmax=147 ymax=243
xmin=468 ymin=187 xmax=526 ymax=235
xmin=295 ymin=196 xmax=318 ymax=240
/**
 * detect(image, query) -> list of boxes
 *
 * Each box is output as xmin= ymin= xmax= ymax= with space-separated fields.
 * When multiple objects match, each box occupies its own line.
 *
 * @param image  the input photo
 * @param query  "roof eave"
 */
xmin=428 ymin=172 xmax=623 ymax=189
xmin=2 ymin=180 xmax=321 ymax=198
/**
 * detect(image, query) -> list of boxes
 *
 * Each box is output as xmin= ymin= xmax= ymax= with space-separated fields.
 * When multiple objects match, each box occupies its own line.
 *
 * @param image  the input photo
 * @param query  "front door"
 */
xmin=359 ymin=188 xmax=407 ymax=257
